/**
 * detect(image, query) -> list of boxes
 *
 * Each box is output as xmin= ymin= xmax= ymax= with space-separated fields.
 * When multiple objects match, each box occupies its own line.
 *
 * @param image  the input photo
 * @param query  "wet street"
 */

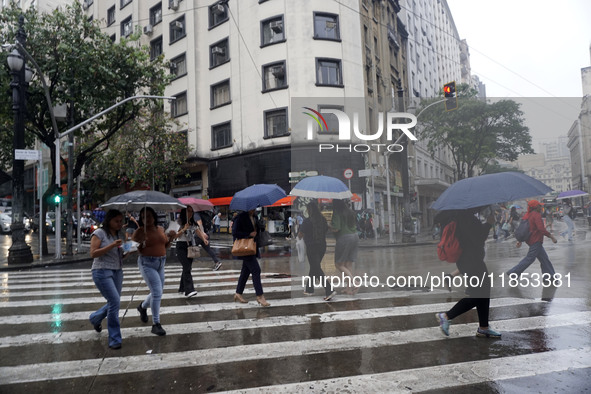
xmin=0 ymin=224 xmax=590 ymax=393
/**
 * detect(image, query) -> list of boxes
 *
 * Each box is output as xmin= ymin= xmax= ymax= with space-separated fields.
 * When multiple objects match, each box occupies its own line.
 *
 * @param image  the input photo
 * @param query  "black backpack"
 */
xmin=514 ymin=218 xmax=531 ymax=242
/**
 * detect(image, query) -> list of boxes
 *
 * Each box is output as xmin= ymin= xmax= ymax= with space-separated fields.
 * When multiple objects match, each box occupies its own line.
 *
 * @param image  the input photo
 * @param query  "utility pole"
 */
xmin=398 ymin=86 xmax=415 ymax=243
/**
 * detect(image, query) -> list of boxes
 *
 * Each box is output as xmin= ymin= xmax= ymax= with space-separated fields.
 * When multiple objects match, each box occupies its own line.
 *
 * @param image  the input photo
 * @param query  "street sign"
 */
xmin=343 ymin=168 xmax=353 ymax=179
xmin=14 ymin=149 xmax=40 ymax=161
xmin=359 ymin=169 xmax=380 ymax=177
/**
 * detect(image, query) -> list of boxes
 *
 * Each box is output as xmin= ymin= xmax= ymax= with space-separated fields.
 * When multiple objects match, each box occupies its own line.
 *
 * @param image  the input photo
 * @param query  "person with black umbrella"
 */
xmin=435 ymin=208 xmax=502 ymax=338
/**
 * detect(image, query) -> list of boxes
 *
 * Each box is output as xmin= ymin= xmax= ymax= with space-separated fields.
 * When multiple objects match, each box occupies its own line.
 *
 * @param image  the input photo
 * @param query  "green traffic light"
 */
xmin=53 ymin=194 xmax=62 ymax=204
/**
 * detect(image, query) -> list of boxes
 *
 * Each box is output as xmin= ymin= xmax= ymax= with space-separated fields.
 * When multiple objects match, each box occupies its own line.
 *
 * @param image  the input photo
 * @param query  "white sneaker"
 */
xmin=185 ymin=291 xmax=198 ymax=298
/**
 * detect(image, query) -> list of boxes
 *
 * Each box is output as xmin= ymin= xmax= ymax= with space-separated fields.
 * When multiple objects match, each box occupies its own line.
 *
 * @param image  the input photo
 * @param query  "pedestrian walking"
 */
xmin=192 ymin=209 xmax=222 ymax=271
xmin=232 ymin=209 xmax=270 ymax=307
xmin=214 ymin=212 xmax=221 ymax=233
xmin=132 ymin=206 xmax=176 ymax=336
xmin=544 ymin=206 xmax=554 ymax=231
xmin=298 ymin=201 xmax=337 ymax=301
xmin=560 ymin=199 xmax=575 ymax=242
xmin=508 ymin=206 xmax=520 ymax=234
xmin=166 ymin=207 xmax=205 ymax=298
xmin=88 ymin=209 xmax=126 ymax=349
xmin=435 ymin=208 xmax=502 ymax=338
xmin=507 ymin=200 xmax=557 ymax=277
xmin=286 ymin=215 xmax=295 ymax=239
xmin=330 ymin=199 xmax=359 ymax=295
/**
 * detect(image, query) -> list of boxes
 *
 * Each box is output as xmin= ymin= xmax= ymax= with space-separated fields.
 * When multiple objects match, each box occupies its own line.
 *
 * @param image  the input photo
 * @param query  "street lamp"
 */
xmin=7 ymin=17 xmax=34 ymax=264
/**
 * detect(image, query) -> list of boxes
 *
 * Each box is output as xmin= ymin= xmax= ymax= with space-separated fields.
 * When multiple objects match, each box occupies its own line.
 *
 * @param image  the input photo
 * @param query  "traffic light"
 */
xmin=443 ymin=81 xmax=458 ymax=111
xmin=47 ymin=184 xmax=63 ymax=206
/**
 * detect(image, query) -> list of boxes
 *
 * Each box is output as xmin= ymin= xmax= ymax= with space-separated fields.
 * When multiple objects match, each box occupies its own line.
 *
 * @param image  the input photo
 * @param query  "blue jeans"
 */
xmin=89 ymin=269 xmax=123 ymax=347
xmin=138 ymin=256 xmax=166 ymax=324
xmin=507 ymin=241 xmax=556 ymax=276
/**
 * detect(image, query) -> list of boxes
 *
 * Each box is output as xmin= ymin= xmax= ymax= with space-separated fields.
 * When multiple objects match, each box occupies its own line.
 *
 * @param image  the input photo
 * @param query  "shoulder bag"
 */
xmin=232 ymin=238 xmax=256 ymax=257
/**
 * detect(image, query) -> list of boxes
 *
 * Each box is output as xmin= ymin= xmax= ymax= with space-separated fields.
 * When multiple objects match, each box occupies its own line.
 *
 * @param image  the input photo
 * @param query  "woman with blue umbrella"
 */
xmin=230 ymin=184 xmax=285 ymax=307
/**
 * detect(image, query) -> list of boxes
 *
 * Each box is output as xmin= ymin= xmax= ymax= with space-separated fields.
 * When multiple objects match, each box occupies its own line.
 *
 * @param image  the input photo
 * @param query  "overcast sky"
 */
xmin=447 ymin=0 xmax=591 ymax=150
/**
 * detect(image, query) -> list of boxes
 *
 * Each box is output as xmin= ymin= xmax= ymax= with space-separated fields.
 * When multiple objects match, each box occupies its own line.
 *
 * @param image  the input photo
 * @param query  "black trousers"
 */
xmin=304 ymin=243 xmax=332 ymax=296
xmin=175 ymin=242 xmax=195 ymax=294
xmin=235 ymin=255 xmax=263 ymax=296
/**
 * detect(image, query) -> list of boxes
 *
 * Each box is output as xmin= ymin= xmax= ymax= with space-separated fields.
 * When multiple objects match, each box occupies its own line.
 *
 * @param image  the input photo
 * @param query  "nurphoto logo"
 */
xmin=302 ymin=107 xmax=418 ymax=153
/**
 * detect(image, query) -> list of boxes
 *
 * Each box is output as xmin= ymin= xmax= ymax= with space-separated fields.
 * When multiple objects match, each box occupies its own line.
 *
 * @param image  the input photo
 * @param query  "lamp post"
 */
xmin=7 ymin=16 xmax=33 ymax=264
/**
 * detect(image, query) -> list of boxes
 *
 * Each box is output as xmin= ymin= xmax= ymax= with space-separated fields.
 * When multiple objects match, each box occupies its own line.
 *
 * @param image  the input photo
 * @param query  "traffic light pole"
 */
xmin=53 ymin=95 xmax=175 ymax=258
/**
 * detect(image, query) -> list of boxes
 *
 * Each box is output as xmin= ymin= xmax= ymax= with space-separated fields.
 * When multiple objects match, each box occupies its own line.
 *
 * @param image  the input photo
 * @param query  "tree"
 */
xmin=85 ymin=108 xmax=190 ymax=200
xmin=0 ymin=3 xmax=174 ymax=255
xmin=417 ymin=84 xmax=534 ymax=179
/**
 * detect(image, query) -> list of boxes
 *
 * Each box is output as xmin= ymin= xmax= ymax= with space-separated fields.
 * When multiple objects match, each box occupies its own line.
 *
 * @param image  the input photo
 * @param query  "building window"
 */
xmin=210 ymin=79 xmax=231 ymax=109
xmin=262 ymin=61 xmax=287 ymax=92
xmin=150 ymin=3 xmax=162 ymax=26
xmin=264 ymin=108 xmax=288 ymax=138
xmin=110 ymin=34 xmax=116 ymax=43
xmin=170 ymin=16 xmax=186 ymax=44
xmin=150 ymin=36 xmax=163 ymax=60
xmin=316 ymin=58 xmax=343 ymax=87
xmin=210 ymin=38 xmax=229 ymax=68
xmin=209 ymin=2 xmax=228 ymax=29
xmin=107 ymin=6 xmax=115 ymax=26
xmin=211 ymin=122 xmax=232 ymax=150
xmin=171 ymin=92 xmax=188 ymax=117
xmin=317 ymin=105 xmax=344 ymax=134
xmin=121 ymin=16 xmax=132 ymax=37
xmin=120 ymin=0 xmax=131 ymax=9
xmin=261 ymin=15 xmax=284 ymax=47
xmin=170 ymin=53 xmax=187 ymax=79
xmin=313 ymin=12 xmax=340 ymax=41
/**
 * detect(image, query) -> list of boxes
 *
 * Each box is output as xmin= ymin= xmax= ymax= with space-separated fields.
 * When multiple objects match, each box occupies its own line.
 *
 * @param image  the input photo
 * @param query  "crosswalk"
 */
xmin=0 ymin=263 xmax=590 ymax=392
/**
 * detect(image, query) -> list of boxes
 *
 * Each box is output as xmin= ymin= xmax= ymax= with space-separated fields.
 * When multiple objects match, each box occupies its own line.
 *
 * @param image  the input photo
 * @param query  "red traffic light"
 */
xmin=443 ymin=81 xmax=457 ymax=111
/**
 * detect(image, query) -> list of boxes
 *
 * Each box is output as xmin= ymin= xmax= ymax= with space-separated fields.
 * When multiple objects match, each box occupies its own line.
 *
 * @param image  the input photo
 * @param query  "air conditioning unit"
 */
xmin=170 ymin=0 xmax=179 ymax=11
xmin=269 ymin=21 xmax=283 ymax=33
xmin=213 ymin=4 xmax=225 ymax=15
xmin=325 ymin=21 xmax=337 ymax=30
xmin=271 ymin=65 xmax=285 ymax=77
xmin=172 ymin=21 xmax=183 ymax=30
xmin=212 ymin=47 xmax=225 ymax=56
xmin=143 ymin=25 xmax=153 ymax=35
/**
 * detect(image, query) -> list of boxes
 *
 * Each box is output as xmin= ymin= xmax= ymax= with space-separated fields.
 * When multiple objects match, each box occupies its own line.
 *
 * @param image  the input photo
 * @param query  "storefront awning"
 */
xmin=208 ymin=197 xmax=233 ymax=206
xmin=265 ymin=196 xmax=295 ymax=207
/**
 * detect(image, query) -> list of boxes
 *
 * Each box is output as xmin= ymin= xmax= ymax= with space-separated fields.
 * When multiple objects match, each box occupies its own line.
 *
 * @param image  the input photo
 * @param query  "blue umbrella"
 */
xmin=556 ymin=190 xmax=588 ymax=200
xmin=290 ymin=175 xmax=352 ymax=199
xmin=431 ymin=172 xmax=552 ymax=211
xmin=230 ymin=184 xmax=286 ymax=211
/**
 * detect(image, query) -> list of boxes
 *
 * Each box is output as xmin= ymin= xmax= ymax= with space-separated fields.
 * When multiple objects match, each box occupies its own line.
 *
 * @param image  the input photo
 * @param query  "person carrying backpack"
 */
xmin=506 ymin=200 xmax=557 ymax=277
xmin=435 ymin=208 xmax=501 ymax=338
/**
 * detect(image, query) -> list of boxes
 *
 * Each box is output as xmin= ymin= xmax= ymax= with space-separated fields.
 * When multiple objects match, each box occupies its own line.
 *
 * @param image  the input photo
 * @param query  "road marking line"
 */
xmin=0 ymin=297 xmax=543 ymax=346
xmin=0 ymin=313 xmax=588 ymax=384
xmin=229 ymin=347 xmax=591 ymax=393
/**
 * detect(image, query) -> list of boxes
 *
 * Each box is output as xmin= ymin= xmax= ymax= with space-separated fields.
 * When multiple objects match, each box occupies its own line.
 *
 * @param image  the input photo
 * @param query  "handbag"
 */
xmin=187 ymin=246 xmax=200 ymax=258
xmin=232 ymin=238 xmax=257 ymax=257
xmin=257 ymin=231 xmax=273 ymax=247
xmin=501 ymin=222 xmax=510 ymax=231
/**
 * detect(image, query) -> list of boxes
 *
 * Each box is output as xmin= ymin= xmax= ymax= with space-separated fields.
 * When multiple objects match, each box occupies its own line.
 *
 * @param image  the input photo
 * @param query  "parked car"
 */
xmin=0 ymin=213 xmax=11 ymax=233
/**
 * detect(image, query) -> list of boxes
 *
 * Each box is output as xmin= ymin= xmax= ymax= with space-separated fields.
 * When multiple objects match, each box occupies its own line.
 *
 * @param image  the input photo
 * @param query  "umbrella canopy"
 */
xmin=101 ymin=190 xmax=186 ymax=211
xmin=177 ymin=197 xmax=214 ymax=211
xmin=431 ymin=172 xmax=553 ymax=211
xmin=230 ymin=184 xmax=286 ymax=211
xmin=556 ymin=190 xmax=589 ymax=200
xmin=290 ymin=175 xmax=352 ymax=199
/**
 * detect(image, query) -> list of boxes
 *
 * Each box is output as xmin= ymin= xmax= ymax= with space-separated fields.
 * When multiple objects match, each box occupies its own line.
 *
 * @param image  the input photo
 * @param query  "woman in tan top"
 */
xmin=132 ymin=206 xmax=176 ymax=336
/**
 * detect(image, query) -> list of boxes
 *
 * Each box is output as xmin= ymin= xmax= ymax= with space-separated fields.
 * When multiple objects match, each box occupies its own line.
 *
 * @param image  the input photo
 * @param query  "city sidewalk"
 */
xmin=0 ymin=230 xmax=438 ymax=272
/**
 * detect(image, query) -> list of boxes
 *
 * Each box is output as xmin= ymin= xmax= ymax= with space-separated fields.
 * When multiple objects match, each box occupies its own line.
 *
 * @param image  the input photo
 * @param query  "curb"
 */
xmin=0 ymin=255 xmax=93 ymax=272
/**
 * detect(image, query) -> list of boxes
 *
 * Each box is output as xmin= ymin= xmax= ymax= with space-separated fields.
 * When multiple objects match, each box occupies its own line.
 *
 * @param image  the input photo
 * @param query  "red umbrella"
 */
xmin=178 ymin=197 xmax=214 ymax=211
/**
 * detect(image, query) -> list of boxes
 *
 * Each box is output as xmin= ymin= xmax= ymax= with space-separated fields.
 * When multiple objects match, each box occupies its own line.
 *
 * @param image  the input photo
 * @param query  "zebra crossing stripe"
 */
xmin=1 ymin=277 xmax=294 ymax=298
xmin=0 ymin=312 xmax=589 ymax=385
xmin=229 ymin=347 xmax=591 ymax=393
xmin=0 ymin=297 xmax=548 ymax=347
xmin=0 ymin=288 xmax=449 ymax=325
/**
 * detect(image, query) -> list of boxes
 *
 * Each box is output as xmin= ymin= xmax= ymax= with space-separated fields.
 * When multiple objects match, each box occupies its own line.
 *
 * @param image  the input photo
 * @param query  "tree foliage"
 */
xmin=85 ymin=108 xmax=190 ymax=199
xmin=0 ymin=3 xmax=174 ymax=182
xmin=417 ymin=84 xmax=534 ymax=179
